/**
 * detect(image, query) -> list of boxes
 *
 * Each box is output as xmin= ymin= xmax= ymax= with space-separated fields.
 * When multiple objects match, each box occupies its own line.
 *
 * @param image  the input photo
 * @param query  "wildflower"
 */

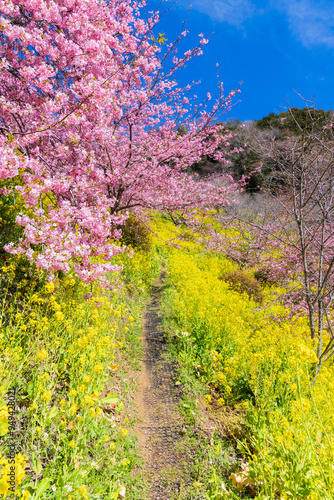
xmin=37 ymin=349 xmax=48 ymax=361
xmin=44 ymin=282 xmax=55 ymax=294
xmin=69 ymin=404 xmax=77 ymax=416
xmin=0 ymin=453 xmax=27 ymax=494
xmin=94 ymin=363 xmax=103 ymax=374
xmin=41 ymin=390 xmax=52 ymax=403
xmin=68 ymin=440 xmax=75 ymax=448
xmin=77 ymin=485 xmax=88 ymax=498
xmin=84 ymin=395 xmax=94 ymax=405
xmin=121 ymin=428 xmax=128 ymax=438
xmin=121 ymin=458 xmax=130 ymax=466
xmin=54 ymin=311 xmax=64 ymax=322
xmin=204 ymin=394 xmax=211 ymax=404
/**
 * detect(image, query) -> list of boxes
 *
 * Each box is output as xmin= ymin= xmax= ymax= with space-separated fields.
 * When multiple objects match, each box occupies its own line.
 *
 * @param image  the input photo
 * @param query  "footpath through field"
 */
xmin=135 ymin=272 xmax=192 ymax=500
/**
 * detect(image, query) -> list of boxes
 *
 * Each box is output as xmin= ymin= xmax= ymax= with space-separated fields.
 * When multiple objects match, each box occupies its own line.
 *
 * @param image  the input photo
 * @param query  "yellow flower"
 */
xmin=0 ymin=405 xmax=8 ymax=426
xmin=94 ymin=363 xmax=103 ymax=374
xmin=121 ymin=428 xmax=128 ymax=438
xmin=77 ymin=485 xmax=88 ymax=499
xmin=44 ymin=282 xmax=55 ymax=294
xmin=41 ymin=390 xmax=52 ymax=403
xmin=69 ymin=404 xmax=77 ymax=416
xmin=0 ymin=453 xmax=27 ymax=495
xmin=37 ymin=349 xmax=48 ymax=361
xmin=84 ymin=395 xmax=94 ymax=406
xmin=204 ymin=394 xmax=211 ymax=404
xmin=68 ymin=440 xmax=75 ymax=448
xmin=54 ymin=311 xmax=64 ymax=322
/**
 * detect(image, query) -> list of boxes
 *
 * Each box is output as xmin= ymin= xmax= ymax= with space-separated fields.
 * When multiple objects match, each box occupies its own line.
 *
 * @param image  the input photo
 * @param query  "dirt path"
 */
xmin=135 ymin=273 xmax=191 ymax=500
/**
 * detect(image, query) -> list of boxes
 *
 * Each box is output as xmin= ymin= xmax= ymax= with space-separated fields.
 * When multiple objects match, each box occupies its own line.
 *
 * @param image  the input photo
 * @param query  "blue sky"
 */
xmin=147 ymin=0 xmax=334 ymax=121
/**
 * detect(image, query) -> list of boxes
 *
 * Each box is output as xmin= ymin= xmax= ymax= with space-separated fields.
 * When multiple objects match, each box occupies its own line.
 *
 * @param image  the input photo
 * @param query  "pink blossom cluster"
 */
xmin=0 ymin=0 xmax=239 ymax=284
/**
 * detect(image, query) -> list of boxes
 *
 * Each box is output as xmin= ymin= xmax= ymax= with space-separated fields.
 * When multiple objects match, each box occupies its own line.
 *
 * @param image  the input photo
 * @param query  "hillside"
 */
xmin=190 ymin=107 xmax=334 ymax=193
xmin=1 ymin=1 xmax=334 ymax=497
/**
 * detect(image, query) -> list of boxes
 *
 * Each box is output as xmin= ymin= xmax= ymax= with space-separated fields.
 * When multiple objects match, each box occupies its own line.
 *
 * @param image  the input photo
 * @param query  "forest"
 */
xmin=1 ymin=1 xmax=334 ymax=499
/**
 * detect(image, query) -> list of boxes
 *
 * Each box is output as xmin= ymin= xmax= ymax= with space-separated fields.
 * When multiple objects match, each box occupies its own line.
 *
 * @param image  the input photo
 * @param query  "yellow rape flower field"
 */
xmin=153 ymin=215 xmax=334 ymax=500
xmin=0 ymin=241 xmax=159 ymax=499
xmin=2 ymin=207 xmax=334 ymax=499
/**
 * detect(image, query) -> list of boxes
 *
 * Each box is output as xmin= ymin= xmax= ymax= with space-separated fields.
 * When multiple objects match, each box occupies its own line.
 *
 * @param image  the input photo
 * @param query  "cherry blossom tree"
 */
xmin=260 ymin=110 xmax=334 ymax=379
xmin=0 ymin=0 xmax=239 ymax=284
xmin=0 ymin=0 xmax=240 ymax=282
xmin=208 ymin=105 xmax=334 ymax=378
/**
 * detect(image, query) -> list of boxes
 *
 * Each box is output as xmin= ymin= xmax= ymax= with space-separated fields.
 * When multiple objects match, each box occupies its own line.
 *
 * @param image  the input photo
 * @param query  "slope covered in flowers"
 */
xmin=0 ymin=242 xmax=159 ymax=499
xmin=153 ymin=215 xmax=334 ymax=499
xmin=2 ymin=205 xmax=334 ymax=499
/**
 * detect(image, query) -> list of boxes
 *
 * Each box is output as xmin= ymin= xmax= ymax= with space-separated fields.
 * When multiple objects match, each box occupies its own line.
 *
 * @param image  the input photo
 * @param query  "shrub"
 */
xmin=220 ymin=270 xmax=263 ymax=303
xmin=179 ymin=230 xmax=196 ymax=241
xmin=254 ymin=265 xmax=286 ymax=286
xmin=120 ymin=214 xmax=152 ymax=252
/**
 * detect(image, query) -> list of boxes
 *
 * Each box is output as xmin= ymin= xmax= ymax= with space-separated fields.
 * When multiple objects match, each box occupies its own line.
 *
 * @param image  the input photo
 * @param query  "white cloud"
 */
xmin=178 ymin=0 xmax=256 ymax=26
xmin=274 ymin=0 xmax=334 ymax=48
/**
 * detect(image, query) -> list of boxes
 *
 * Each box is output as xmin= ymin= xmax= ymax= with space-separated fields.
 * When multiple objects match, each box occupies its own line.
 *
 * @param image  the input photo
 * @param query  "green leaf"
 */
xmin=116 ymin=402 xmax=124 ymax=413
xmin=32 ymin=459 xmax=43 ymax=476
xmin=31 ymin=478 xmax=50 ymax=499
xmin=46 ymin=406 xmax=58 ymax=423
xmin=100 ymin=393 xmax=119 ymax=405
